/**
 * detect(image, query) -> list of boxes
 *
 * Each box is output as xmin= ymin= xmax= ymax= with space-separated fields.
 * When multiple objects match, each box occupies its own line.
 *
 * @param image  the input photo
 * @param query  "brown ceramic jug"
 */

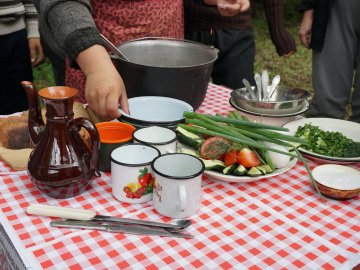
xmin=21 ymin=81 xmax=100 ymax=199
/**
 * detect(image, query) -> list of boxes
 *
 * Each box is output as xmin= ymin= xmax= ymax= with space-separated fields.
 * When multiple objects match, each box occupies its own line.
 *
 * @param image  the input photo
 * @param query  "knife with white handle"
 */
xmin=27 ymin=204 xmax=95 ymax=220
xmin=27 ymin=204 xmax=191 ymax=231
xmin=50 ymin=220 xmax=194 ymax=239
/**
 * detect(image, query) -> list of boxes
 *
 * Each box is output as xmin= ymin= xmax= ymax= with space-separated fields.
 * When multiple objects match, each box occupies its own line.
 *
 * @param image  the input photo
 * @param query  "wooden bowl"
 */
xmin=312 ymin=165 xmax=360 ymax=200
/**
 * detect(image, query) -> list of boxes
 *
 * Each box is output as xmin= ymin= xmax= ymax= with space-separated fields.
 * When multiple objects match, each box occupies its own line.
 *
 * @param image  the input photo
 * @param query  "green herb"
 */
xmin=295 ymin=123 xmax=360 ymax=157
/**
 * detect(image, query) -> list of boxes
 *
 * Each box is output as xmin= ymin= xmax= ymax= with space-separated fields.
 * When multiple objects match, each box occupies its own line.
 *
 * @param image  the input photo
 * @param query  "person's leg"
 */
xmin=350 ymin=51 xmax=360 ymax=122
xmin=348 ymin=1 xmax=360 ymax=122
xmin=309 ymin=0 xmax=358 ymax=119
xmin=0 ymin=29 xmax=32 ymax=114
xmin=211 ymin=29 xmax=255 ymax=89
xmin=40 ymin=36 xmax=66 ymax=85
xmin=185 ymin=29 xmax=255 ymax=89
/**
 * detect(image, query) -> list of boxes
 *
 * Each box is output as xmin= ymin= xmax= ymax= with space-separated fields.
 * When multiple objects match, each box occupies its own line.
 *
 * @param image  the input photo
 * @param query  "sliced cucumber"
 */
xmin=178 ymin=148 xmax=200 ymax=157
xmin=247 ymin=167 xmax=262 ymax=177
xmin=201 ymin=159 xmax=226 ymax=172
xmin=256 ymin=166 xmax=267 ymax=175
xmin=258 ymin=164 xmax=273 ymax=173
xmin=233 ymin=165 xmax=247 ymax=176
xmin=223 ymin=164 xmax=238 ymax=175
xmin=176 ymin=126 xmax=204 ymax=148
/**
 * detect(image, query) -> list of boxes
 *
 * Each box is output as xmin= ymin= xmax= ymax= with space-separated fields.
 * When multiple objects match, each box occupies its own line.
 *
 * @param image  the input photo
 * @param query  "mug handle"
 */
xmin=177 ymin=185 xmax=187 ymax=212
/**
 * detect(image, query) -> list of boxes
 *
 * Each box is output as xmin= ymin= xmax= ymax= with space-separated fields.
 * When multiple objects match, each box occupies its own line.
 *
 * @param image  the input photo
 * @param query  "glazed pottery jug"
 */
xmin=21 ymin=81 xmax=100 ymax=199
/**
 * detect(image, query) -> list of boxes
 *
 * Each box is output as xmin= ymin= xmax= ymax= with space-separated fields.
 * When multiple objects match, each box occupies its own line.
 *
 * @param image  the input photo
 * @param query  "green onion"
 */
xmin=181 ymin=110 xmax=324 ymax=201
xmin=179 ymin=123 xmax=298 ymax=158
xmin=183 ymin=111 xmax=289 ymax=131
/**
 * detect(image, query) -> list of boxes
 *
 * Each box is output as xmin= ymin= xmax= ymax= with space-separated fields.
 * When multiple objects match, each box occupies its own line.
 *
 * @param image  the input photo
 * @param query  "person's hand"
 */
xmin=283 ymin=51 xmax=295 ymax=58
xmin=28 ymin=37 xmax=45 ymax=67
xmin=77 ymin=45 xmax=129 ymax=119
xmin=204 ymin=0 xmax=250 ymax=16
xmin=299 ymin=10 xmax=314 ymax=49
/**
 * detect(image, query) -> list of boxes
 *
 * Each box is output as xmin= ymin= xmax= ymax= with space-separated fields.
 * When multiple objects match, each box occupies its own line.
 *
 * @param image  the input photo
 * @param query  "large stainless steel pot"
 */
xmin=110 ymin=38 xmax=218 ymax=110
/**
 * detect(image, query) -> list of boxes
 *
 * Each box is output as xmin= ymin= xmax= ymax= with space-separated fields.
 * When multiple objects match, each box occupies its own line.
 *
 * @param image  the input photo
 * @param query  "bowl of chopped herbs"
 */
xmin=283 ymin=118 xmax=360 ymax=163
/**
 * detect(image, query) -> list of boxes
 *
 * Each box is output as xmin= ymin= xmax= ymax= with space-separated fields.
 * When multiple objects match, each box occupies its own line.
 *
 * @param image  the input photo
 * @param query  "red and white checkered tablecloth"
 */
xmin=0 ymin=83 xmax=359 ymax=270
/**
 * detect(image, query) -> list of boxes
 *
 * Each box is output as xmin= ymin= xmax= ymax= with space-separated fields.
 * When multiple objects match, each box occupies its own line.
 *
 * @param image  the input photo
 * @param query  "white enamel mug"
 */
xmin=132 ymin=126 xmax=177 ymax=155
xmin=151 ymin=153 xmax=205 ymax=218
xmin=110 ymin=143 xmax=160 ymax=203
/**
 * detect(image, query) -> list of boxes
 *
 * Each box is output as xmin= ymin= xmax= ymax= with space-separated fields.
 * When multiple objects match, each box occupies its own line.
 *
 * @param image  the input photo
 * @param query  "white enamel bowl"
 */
xmin=118 ymin=96 xmax=193 ymax=125
xmin=312 ymin=164 xmax=360 ymax=200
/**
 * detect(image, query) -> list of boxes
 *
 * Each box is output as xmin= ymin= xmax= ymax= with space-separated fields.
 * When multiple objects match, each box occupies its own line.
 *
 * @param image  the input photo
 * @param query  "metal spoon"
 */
xmin=100 ymin=33 xmax=129 ymax=62
xmin=268 ymin=75 xmax=281 ymax=101
xmin=242 ymin=79 xmax=257 ymax=100
xmin=261 ymin=70 xmax=269 ymax=101
xmin=254 ymin=73 xmax=262 ymax=101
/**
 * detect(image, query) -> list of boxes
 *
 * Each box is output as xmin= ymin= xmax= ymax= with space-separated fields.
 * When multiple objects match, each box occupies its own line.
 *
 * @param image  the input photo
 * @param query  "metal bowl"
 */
xmin=230 ymin=86 xmax=311 ymax=116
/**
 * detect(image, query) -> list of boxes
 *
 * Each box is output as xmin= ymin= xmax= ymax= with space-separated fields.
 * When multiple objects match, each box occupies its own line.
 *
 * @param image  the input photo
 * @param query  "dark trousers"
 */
xmin=0 ymin=29 xmax=32 ymax=114
xmin=40 ymin=36 xmax=65 ymax=85
xmin=185 ymin=29 xmax=255 ymax=89
xmin=309 ymin=0 xmax=360 ymax=122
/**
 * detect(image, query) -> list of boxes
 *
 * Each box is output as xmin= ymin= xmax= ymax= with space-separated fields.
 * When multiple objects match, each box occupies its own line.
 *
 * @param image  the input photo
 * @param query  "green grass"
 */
xmin=33 ymin=1 xmax=312 ymax=93
xmin=33 ymin=59 xmax=55 ymax=89
xmin=253 ymin=1 xmax=312 ymax=92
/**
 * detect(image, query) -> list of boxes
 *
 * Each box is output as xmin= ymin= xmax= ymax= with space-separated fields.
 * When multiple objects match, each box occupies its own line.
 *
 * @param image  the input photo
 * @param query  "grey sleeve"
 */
xmin=34 ymin=0 xmax=103 ymax=65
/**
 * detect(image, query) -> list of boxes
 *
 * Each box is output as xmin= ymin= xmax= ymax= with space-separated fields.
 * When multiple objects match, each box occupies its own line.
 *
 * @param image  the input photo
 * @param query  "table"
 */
xmin=0 ymin=84 xmax=359 ymax=270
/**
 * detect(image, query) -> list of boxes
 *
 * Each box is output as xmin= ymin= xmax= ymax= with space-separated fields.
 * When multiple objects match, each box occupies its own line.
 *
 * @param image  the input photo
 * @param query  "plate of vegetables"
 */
xmin=283 ymin=118 xmax=360 ymax=163
xmin=175 ymin=111 xmax=306 ymax=183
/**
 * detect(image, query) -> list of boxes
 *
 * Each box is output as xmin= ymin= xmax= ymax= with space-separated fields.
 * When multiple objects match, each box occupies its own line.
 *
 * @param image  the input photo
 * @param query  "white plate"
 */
xmin=229 ymin=97 xmax=309 ymax=117
xmin=119 ymin=96 xmax=193 ymax=124
xmin=283 ymin=118 xmax=360 ymax=163
xmin=204 ymin=158 xmax=297 ymax=183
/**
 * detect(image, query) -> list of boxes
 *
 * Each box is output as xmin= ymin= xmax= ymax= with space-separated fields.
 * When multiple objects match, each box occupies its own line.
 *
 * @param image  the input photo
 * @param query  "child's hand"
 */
xmin=84 ymin=67 xmax=128 ymax=119
xmin=78 ymin=45 xmax=129 ymax=119
xmin=28 ymin=37 xmax=45 ymax=67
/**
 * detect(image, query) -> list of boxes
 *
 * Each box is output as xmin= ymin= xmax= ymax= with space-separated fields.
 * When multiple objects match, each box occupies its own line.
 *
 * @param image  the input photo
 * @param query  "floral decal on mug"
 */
xmin=153 ymin=180 xmax=162 ymax=203
xmin=123 ymin=167 xmax=154 ymax=199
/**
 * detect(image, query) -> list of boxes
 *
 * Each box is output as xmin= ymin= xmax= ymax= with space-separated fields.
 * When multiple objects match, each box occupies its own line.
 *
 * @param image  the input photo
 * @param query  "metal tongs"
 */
xmin=27 ymin=204 xmax=193 ymax=238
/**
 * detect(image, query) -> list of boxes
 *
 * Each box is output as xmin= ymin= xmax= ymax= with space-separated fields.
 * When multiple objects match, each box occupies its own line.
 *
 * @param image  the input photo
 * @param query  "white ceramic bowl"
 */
xmin=312 ymin=164 xmax=360 ymax=200
xmin=118 ymin=96 xmax=194 ymax=124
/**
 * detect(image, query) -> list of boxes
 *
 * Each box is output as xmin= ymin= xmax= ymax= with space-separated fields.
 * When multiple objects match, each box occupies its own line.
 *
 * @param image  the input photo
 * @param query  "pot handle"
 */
xmin=68 ymin=118 xmax=101 ymax=177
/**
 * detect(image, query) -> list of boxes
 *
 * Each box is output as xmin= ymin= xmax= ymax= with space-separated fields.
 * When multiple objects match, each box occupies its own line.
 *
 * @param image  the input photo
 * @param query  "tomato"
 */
xmin=236 ymin=148 xmax=261 ymax=168
xmin=138 ymin=167 xmax=152 ymax=187
xmin=218 ymin=153 xmax=225 ymax=161
xmin=224 ymin=149 xmax=238 ymax=166
xmin=200 ymin=136 xmax=232 ymax=159
xmin=138 ymin=173 xmax=151 ymax=187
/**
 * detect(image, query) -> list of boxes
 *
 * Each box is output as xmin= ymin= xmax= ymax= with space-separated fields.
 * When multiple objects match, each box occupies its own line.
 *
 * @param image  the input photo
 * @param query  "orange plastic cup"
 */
xmin=96 ymin=122 xmax=136 ymax=172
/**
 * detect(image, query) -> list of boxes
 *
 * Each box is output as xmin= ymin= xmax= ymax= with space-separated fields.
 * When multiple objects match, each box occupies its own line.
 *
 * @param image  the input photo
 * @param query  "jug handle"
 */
xmin=68 ymin=118 xmax=101 ymax=177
